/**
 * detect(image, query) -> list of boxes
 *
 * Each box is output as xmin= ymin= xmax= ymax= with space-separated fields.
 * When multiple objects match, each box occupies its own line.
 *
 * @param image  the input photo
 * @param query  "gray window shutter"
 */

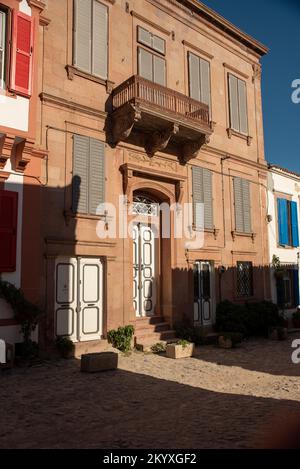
xmin=73 ymin=135 xmax=89 ymax=214
xmin=202 ymin=168 xmax=213 ymax=229
xmin=74 ymin=0 xmax=92 ymax=73
xmin=192 ymin=166 xmax=204 ymax=228
xmin=153 ymin=35 xmax=165 ymax=55
xmin=188 ymin=52 xmax=201 ymax=102
xmin=92 ymin=0 xmax=108 ymax=79
xmin=138 ymin=47 xmax=153 ymax=81
xmin=241 ymin=178 xmax=251 ymax=232
xmin=89 ymin=138 xmax=105 ymax=215
xmin=234 ymin=177 xmax=244 ymax=232
xmin=138 ymin=26 xmax=152 ymax=48
xmin=228 ymin=74 xmax=239 ymax=131
xmin=200 ymin=58 xmax=211 ymax=115
xmin=153 ymin=55 xmax=166 ymax=86
xmin=238 ymin=79 xmax=248 ymax=134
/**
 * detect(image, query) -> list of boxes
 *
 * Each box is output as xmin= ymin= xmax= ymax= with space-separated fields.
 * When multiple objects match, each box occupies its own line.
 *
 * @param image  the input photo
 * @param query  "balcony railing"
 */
xmin=112 ymin=75 xmax=210 ymax=128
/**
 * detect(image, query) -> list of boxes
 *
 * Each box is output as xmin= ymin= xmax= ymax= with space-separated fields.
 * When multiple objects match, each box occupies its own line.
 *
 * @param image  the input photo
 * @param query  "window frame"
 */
xmin=187 ymin=51 xmax=212 ymax=115
xmin=236 ymin=261 xmax=254 ymax=298
xmin=0 ymin=5 xmax=9 ymax=91
xmin=228 ymin=73 xmax=249 ymax=135
xmin=137 ymin=26 xmax=166 ymax=56
xmin=137 ymin=45 xmax=166 ymax=86
xmin=73 ymin=0 xmax=108 ymax=79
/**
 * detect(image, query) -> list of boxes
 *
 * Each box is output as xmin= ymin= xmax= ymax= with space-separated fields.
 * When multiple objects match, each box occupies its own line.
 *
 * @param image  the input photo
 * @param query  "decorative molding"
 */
xmin=31 ymin=147 xmax=48 ymax=159
xmin=45 ymin=237 xmax=116 ymax=248
xmin=63 ymin=210 xmax=106 ymax=226
xmin=182 ymin=40 xmax=214 ymax=59
xmin=252 ymin=63 xmax=262 ymax=83
xmin=27 ymin=0 xmax=46 ymax=12
xmin=180 ymin=135 xmax=210 ymax=165
xmin=231 ymin=230 xmax=257 ymax=243
xmin=0 ymin=133 xmax=8 ymax=169
xmin=65 ymin=65 xmax=114 ymax=93
xmin=0 ymin=171 xmax=10 ymax=183
xmin=227 ymin=128 xmax=252 ymax=146
xmin=111 ymin=103 xmax=142 ymax=146
xmin=145 ymin=124 xmax=179 ymax=157
xmin=128 ymin=152 xmax=178 ymax=172
xmin=14 ymin=138 xmax=31 ymax=172
xmin=231 ymin=250 xmax=257 ymax=256
xmin=39 ymin=15 xmax=51 ymax=27
xmin=130 ymin=10 xmax=172 ymax=36
xmin=223 ymin=62 xmax=249 ymax=80
xmin=39 ymin=92 xmax=107 ymax=120
xmin=175 ymin=180 xmax=184 ymax=204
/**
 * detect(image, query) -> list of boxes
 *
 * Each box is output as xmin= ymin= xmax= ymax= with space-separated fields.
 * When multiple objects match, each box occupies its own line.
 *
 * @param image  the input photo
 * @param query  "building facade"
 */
xmin=267 ymin=165 xmax=300 ymax=316
xmin=0 ymin=0 xmax=47 ymax=344
xmin=1 ymin=0 xmax=271 ymax=351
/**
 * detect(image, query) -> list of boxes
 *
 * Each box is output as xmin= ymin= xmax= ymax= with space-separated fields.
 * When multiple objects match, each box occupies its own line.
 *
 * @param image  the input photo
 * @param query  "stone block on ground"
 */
xmin=81 ymin=352 xmax=118 ymax=373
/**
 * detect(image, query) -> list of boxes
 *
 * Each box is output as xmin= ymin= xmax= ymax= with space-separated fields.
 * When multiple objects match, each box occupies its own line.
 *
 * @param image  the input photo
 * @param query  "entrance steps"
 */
xmin=133 ymin=315 xmax=177 ymax=351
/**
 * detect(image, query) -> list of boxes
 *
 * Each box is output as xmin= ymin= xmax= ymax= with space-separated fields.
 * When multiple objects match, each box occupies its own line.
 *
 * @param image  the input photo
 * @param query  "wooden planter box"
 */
xmin=166 ymin=343 xmax=194 ymax=359
xmin=218 ymin=336 xmax=233 ymax=349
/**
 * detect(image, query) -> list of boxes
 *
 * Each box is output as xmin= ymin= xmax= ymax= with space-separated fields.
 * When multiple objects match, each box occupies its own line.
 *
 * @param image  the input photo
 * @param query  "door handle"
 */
xmin=87 ymin=304 xmax=94 ymax=307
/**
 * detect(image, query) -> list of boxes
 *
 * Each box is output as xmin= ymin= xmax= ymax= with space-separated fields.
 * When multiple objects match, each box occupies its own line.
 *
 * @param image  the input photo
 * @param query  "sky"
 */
xmin=200 ymin=0 xmax=300 ymax=173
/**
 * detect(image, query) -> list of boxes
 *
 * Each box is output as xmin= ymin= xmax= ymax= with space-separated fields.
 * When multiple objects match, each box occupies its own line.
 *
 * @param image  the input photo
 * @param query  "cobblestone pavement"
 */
xmin=1 ymin=335 xmax=300 ymax=449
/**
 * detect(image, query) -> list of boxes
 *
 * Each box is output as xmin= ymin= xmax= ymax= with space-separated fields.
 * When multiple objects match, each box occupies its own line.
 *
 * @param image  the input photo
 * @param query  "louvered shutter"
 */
xmin=10 ymin=11 xmax=34 ymax=97
xmin=74 ymin=0 xmax=92 ymax=73
xmin=234 ymin=177 xmax=244 ymax=232
xmin=291 ymin=200 xmax=299 ymax=247
xmin=92 ymin=0 xmax=108 ymax=78
xmin=238 ymin=79 xmax=248 ymax=134
xmin=200 ymin=58 xmax=211 ymax=111
xmin=138 ymin=47 xmax=153 ymax=81
xmin=277 ymin=198 xmax=289 ymax=245
xmin=192 ymin=166 xmax=204 ymax=228
xmin=188 ymin=52 xmax=201 ymax=102
xmin=228 ymin=74 xmax=239 ymax=132
xmin=202 ymin=168 xmax=213 ymax=229
xmin=0 ymin=190 xmax=18 ymax=272
xmin=153 ymin=55 xmax=166 ymax=86
xmin=89 ymin=138 xmax=105 ymax=214
xmin=241 ymin=178 xmax=251 ymax=232
xmin=72 ymin=134 xmax=89 ymax=214
xmin=0 ymin=11 xmax=6 ymax=87
xmin=293 ymin=269 xmax=300 ymax=307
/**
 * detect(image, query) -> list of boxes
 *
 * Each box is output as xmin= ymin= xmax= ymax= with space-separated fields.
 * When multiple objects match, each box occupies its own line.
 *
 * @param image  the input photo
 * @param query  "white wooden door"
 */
xmin=55 ymin=257 xmax=103 ymax=342
xmin=133 ymin=224 xmax=156 ymax=317
xmin=194 ymin=261 xmax=214 ymax=326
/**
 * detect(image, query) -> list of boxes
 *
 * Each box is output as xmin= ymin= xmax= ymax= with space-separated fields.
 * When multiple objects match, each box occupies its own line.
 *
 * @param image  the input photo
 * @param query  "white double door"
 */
xmin=55 ymin=257 xmax=103 ymax=342
xmin=133 ymin=223 xmax=156 ymax=317
xmin=194 ymin=261 xmax=214 ymax=326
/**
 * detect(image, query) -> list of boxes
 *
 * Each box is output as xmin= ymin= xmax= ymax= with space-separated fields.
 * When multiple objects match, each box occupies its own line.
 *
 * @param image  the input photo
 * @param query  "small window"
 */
xmin=192 ymin=166 xmax=213 ymax=230
xmin=188 ymin=52 xmax=211 ymax=112
xmin=237 ymin=261 xmax=253 ymax=297
xmin=0 ymin=9 xmax=7 ymax=89
xmin=137 ymin=26 xmax=166 ymax=55
xmin=228 ymin=73 xmax=248 ymax=135
xmin=277 ymin=198 xmax=299 ymax=247
xmin=138 ymin=46 xmax=166 ymax=86
xmin=233 ymin=177 xmax=251 ymax=233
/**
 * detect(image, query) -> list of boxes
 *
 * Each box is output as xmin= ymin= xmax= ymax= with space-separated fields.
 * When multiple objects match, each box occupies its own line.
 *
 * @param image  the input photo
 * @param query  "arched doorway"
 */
xmin=131 ymin=192 xmax=160 ymax=317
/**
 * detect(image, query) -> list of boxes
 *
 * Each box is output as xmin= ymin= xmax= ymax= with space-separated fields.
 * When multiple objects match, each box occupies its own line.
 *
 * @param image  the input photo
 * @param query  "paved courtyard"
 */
xmin=1 ymin=335 xmax=300 ymax=449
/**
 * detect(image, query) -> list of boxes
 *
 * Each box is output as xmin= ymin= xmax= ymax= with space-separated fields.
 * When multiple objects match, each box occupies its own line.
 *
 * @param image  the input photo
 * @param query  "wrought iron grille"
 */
xmin=131 ymin=194 xmax=159 ymax=216
xmin=237 ymin=261 xmax=253 ymax=297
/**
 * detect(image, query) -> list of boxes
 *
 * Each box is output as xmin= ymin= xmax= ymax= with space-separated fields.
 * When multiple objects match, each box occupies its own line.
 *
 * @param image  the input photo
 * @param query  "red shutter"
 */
xmin=0 ymin=190 xmax=18 ymax=273
xmin=10 ymin=11 xmax=34 ymax=98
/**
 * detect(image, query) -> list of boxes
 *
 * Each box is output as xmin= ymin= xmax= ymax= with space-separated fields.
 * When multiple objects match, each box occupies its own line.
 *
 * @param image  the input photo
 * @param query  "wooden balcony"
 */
xmin=110 ymin=75 xmax=213 ymax=164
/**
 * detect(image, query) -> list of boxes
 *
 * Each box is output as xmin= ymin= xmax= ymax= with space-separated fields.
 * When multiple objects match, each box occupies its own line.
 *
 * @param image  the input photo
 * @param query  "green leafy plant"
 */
xmin=176 ymin=339 xmax=190 ymax=348
xmin=151 ymin=342 xmax=166 ymax=354
xmin=107 ymin=325 xmax=134 ymax=352
xmin=55 ymin=336 xmax=75 ymax=358
xmin=0 ymin=281 xmax=43 ymax=355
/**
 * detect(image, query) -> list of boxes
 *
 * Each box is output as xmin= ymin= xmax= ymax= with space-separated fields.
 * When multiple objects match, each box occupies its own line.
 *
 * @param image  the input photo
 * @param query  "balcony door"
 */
xmin=194 ymin=261 xmax=214 ymax=326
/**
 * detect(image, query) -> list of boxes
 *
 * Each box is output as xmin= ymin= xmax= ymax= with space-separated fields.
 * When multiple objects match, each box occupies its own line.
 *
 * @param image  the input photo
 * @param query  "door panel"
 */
xmin=193 ymin=261 xmax=214 ymax=326
xmin=55 ymin=257 xmax=103 ymax=342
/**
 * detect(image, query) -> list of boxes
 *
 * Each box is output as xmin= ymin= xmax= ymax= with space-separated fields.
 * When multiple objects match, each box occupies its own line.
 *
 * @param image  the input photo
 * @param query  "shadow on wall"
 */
xmin=0 ymin=361 xmax=300 ymax=449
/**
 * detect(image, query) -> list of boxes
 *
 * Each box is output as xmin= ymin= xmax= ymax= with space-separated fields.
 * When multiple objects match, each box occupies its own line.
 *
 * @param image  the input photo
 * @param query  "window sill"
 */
xmin=65 ymin=65 xmax=114 ymax=93
xmin=193 ymin=225 xmax=219 ymax=239
xmin=231 ymin=230 xmax=256 ymax=243
xmin=64 ymin=210 xmax=106 ymax=225
xmin=227 ymin=128 xmax=252 ymax=146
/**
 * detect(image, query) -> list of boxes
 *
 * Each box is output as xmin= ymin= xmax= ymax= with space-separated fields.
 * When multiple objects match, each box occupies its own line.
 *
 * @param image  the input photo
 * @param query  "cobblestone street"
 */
xmin=1 ymin=335 xmax=300 ymax=449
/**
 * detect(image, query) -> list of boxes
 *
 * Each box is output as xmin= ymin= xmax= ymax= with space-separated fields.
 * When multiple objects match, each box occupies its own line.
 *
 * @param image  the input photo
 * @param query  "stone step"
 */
xmin=133 ymin=315 xmax=165 ymax=326
xmin=135 ymin=329 xmax=177 ymax=344
xmin=135 ymin=322 xmax=171 ymax=333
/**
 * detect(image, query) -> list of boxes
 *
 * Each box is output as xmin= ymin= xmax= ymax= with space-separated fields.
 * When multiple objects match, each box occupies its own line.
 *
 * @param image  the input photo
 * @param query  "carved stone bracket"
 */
xmin=252 ymin=63 xmax=262 ymax=83
xmin=231 ymin=230 xmax=257 ymax=243
xmin=0 ymin=133 xmax=8 ymax=169
xmin=121 ymin=166 xmax=134 ymax=198
xmin=180 ymin=134 xmax=210 ymax=165
xmin=145 ymin=123 xmax=179 ymax=157
xmin=13 ymin=138 xmax=31 ymax=172
xmin=175 ymin=180 xmax=184 ymax=204
xmin=111 ymin=103 xmax=142 ymax=146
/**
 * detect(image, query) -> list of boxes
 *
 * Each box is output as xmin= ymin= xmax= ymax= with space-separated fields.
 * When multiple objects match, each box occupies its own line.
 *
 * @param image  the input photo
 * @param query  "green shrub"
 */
xmin=55 ymin=336 xmax=75 ymax=358
xmin=216 ymin=300 xmax=281 ymax=337
xmin=151 ymin=342 xmax=166 ymax=354
xmin=174 ymin=321 xmax=204 ymax=345
xmin=176 ymin=339 xmax=190 ymax=348
xmin=107 ymin=325 xmax=134 ymax=352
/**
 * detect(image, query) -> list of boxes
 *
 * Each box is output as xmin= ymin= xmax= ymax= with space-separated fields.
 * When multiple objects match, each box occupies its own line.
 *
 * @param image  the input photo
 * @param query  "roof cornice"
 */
xmin=174 ymin=0 xmax=269 ymax=56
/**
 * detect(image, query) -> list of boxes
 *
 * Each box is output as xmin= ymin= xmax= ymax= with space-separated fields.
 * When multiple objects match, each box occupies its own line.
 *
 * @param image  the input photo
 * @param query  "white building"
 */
xmin=267 ymin=165 xmax=300 ymax=315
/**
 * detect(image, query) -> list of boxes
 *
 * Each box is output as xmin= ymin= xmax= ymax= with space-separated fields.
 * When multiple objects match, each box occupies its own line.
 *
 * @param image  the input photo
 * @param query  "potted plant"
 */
xmin=166 ymin=339 xmax=194 ymax=359
xmin=292 ymin=311 xmax=300 ymax=329
xmin=218 ymin=332 xmax=243 ymax=349
xmin=55 ymin=336 xmax=75 ymax=358
xmin=272 ymin=255 xmax=285 ymax=279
